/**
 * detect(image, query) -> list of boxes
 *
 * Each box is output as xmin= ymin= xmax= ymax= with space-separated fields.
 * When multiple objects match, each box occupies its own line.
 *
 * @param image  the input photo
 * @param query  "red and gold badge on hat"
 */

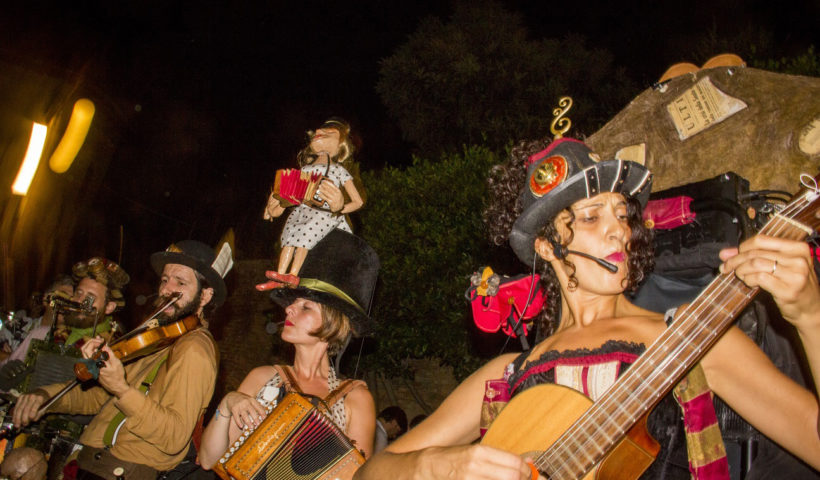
xmin=528 ymin=154 xmax=568 ymax=197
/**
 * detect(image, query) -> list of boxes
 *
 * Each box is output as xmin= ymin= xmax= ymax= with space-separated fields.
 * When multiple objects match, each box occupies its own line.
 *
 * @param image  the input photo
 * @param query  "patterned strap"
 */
xmin=673 ymin=363 xmax=730 ymax=479
xmin=103 ymin=354 xmax=168 ymax=447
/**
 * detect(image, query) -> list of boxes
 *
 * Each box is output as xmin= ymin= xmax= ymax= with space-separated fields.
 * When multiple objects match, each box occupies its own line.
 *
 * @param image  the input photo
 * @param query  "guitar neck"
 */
xmin=538 ymin=176 xmax=820 ymax=479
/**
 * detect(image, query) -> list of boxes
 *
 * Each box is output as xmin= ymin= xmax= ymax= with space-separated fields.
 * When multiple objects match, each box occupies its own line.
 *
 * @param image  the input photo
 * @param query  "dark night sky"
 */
xmin=0 ymin=0 xmax=817 ymax=305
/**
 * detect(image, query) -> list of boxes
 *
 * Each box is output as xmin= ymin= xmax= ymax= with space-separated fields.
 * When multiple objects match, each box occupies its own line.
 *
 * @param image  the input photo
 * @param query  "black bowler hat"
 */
xmin=269 ymin=230 xmax=379 ymax=336
xmin=509 ymin=137 xmax=653 ymax=266
xmin=150 ymin=240 xmax=233 ymax=307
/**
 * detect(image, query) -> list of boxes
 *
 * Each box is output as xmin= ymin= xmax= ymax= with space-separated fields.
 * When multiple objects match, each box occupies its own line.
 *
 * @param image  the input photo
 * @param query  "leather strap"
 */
xmin=277 ymin=365 xmax=302 ymax=394
xmin=277 ymin=365 xmax=363 ymax=407
xmin=323 ymin=379 xmax=365 ymax=407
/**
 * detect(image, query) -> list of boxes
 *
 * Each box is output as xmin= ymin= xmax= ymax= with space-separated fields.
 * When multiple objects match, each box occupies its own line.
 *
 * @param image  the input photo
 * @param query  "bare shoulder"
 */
xmin=618 ymin=300 xmax=668 ymax=342
xmin=237 ymin=365 xmax=279 ymax=395
xmin=345 ymin=383 xmax=375 ymax=410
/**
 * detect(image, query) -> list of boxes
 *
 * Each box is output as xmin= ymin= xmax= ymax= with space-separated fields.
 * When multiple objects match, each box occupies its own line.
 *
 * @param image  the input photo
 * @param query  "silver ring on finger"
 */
xmin=771 ymin=259 xmax=778 ymax=275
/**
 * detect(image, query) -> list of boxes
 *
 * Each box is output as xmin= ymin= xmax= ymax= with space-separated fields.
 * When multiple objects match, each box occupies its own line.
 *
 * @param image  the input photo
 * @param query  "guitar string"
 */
xmin=536 ymin=192 xmax=812 ymax=478
xmin=542 ymin=194 xmax=810 ymax=477
xmin=534 ymin=262 xmax=753 ymax=476
xmin=565 ymin=187 xmax=817 ymax=475
xmin=540 ymin=202 xmax=803 ymax=478
xmin=536 ymin=245 xmax=757 ymax=474
xmin=544 ymin=194 xmax=808 ymax=476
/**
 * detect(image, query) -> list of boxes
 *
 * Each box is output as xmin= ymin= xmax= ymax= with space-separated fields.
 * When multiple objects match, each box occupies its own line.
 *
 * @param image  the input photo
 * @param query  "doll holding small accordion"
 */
xmin=263 ymin=118 xmax=364 ymax=286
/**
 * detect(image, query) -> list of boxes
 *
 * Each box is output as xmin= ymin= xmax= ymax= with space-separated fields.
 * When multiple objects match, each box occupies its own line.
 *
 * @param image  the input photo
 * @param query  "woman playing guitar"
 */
xmin=354 ymin=114 xmax=820 ymax=479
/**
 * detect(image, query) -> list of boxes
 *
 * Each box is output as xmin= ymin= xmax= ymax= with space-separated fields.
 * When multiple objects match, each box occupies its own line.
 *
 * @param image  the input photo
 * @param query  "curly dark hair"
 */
xmin=484 ymin=138 xmax=654 ymax=337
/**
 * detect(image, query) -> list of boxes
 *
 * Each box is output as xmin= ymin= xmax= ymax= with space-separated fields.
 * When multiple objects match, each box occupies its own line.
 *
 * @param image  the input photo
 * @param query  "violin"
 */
xmin=74 ymin=314 xmax=201 ymax=381
xmin=74 ymin=292 xmax=199 ymax=381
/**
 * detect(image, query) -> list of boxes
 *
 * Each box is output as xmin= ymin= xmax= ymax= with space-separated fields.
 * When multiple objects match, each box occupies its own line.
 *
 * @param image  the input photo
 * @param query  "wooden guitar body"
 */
xmin=481 ymin=384 xmax=659 ymax=479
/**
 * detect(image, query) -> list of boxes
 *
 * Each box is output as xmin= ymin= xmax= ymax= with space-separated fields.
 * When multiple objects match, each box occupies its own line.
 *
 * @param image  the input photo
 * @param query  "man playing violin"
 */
xmin=12 ymin=240 xmax=232 ymax=480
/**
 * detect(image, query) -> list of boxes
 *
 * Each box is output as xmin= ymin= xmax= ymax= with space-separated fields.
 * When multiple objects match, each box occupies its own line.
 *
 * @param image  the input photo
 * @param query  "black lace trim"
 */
xmin=519 ymin=338 xmax=646 ymax=367
xmin=508 ymin=339 xmax=646 ymax=394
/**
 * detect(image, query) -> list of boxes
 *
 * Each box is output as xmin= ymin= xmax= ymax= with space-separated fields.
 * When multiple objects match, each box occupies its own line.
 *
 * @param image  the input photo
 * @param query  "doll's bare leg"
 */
xmin=278 ymin=246 xmax=295 ymax=274
xmin=289 ymin=247 xmax=309 ymax=275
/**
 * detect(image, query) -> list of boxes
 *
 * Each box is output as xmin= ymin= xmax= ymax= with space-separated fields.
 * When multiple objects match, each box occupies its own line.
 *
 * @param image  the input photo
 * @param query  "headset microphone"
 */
xmin=552 ymin=243 xmax=619 ymax=273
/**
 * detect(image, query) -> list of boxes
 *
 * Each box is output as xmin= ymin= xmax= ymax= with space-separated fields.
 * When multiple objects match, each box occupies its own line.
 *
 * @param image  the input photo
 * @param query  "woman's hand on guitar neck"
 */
xmin=719 ymin=235 xmax=820 ymax=331
xmin=720 ymin=234 xmax=820 ymax=401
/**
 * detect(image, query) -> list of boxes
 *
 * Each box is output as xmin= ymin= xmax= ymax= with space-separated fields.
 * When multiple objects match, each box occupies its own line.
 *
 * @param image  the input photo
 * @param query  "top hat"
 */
xmin=269 ymin=230 xmax=379 ymax=336
xmin=150 ymin=240 xmax=232 ymax=307
xmin=509 ymin=137 xmax=653 ymax=266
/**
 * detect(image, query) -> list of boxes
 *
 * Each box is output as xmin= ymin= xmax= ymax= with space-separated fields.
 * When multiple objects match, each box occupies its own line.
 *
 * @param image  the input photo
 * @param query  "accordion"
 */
xmin=272 ymin=168 xmax=326 ymax=208
xmin=214 ymin=392 xmax=365 ymax=480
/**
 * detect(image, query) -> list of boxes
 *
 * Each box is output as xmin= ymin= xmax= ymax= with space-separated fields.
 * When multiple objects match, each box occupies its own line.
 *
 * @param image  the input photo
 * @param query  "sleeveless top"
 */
xmin=483 ymin=339 xmax=729 ymax=479
xmin=253 ymin=366 xmax=349 ymax=432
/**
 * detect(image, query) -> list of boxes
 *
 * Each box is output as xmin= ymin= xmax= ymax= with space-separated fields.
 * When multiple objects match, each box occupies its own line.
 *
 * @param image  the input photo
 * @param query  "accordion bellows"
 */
xmin=272 ymin=169 xmax=324 ymax=207
xmin=214 ymin=393 xmax=364 ymax=480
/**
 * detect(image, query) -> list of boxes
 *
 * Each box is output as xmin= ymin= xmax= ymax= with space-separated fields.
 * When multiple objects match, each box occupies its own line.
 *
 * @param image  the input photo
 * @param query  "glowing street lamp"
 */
xmin=11 ymin=122 xmax=48 ymax=196
xmin=49 ymin=98 xmax=95 ymax=173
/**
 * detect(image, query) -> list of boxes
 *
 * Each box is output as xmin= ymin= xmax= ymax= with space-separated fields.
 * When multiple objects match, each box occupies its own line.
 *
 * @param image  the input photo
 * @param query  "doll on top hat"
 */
xmin=262 ymin=117 xmax=365 ymax=288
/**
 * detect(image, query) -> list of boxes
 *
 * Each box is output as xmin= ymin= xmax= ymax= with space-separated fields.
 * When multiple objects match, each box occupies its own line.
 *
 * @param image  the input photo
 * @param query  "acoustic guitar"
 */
xmin=481 ymin=174 xmax=820 ymax=479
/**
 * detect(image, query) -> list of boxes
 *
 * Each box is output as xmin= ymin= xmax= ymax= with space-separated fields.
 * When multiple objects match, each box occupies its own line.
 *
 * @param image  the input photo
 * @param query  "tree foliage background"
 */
xmin=376 ymin=1 xmax=637 ymax=157
xmin=358 ymin=146 xmax=514 ymax=379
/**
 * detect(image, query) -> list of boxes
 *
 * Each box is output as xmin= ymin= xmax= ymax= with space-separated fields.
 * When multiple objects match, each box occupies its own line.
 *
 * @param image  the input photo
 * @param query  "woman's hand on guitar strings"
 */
xmin=719 ymin=235 xmax=820 ymax=330
xmin=220 ymin=391 xmax=267 ymax=430
xmin=415 ymin=444 xmax=542 ymax=480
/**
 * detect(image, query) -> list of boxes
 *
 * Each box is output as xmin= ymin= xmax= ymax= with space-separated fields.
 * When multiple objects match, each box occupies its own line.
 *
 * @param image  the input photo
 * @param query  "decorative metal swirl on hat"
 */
xmin=550 ymin=96 xmax=573 ymax=139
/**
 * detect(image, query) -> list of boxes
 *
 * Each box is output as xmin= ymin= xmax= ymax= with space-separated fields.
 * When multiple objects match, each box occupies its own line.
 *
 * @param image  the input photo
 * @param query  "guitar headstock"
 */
xmin=789 ymin=172 xmax=820 ymax=233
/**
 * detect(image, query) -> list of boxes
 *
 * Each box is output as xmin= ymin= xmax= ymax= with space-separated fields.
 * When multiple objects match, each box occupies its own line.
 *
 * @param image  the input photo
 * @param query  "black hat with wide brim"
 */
xmin=509 ymin=138 xmax=653 ymax=266
xmin=269 ymin=230 xmax=379 ymax=336
xmin=150 ymin=240 xmax=229 ymax=307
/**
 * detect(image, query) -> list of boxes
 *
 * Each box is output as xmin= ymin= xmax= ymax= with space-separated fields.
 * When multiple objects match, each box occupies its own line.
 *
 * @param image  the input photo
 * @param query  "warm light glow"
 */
xmin=12 ymin=122 xmax=48 ymax=196
xmin=49 ymin=98 xmax=95 ymax=173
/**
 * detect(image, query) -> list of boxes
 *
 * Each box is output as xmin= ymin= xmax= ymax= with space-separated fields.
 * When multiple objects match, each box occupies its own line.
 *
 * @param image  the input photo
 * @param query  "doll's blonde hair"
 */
xmin=298 ymin=118 xmax=355 ymax=167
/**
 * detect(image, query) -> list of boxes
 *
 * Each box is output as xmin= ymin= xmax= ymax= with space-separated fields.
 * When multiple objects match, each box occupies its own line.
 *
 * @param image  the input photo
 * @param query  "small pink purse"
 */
xmin=466 ymin=267 xmax=546 ymax=338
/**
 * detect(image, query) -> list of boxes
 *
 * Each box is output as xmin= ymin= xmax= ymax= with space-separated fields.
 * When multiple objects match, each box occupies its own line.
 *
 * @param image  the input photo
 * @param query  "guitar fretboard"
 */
xmin=536 ymin=181 xmax=819 ymax=479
